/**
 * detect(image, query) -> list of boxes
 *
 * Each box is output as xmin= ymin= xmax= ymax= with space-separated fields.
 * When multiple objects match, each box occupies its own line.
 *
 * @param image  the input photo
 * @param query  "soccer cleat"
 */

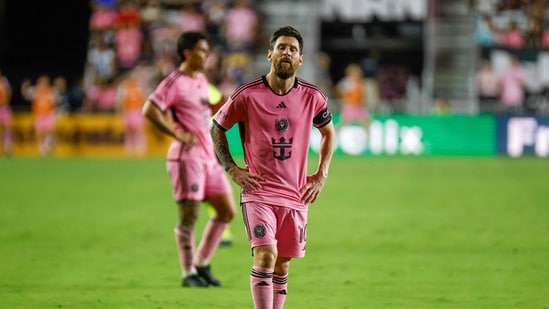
xmin=182 ymin=274 xmax=209 ymax=287
xmin=219 ymin=236 xmax=233 ymax=247
xmin=196 ymin=265 xmax=222 ymax=287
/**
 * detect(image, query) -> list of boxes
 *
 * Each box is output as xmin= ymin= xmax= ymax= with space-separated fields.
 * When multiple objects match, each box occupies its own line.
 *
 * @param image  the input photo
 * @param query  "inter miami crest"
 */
xmin=253 ymin=224 xmax=266 ymax=238
xmin=275 ymin=117 xmax=289 ymax=132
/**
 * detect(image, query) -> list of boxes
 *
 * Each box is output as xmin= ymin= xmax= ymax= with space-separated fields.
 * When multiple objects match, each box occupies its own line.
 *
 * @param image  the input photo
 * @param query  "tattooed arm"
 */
xmin=211 ymin=121 xmax=263 ymax=190
xmin=210 ymin=121 xmax=237 ymax=172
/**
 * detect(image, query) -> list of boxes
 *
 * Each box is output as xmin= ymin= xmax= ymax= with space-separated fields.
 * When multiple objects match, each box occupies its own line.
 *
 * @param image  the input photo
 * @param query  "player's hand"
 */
xmin=300 ymin=173 xmax=327 ymax=205
xmin=227 ymin=166 xmax=263 ymax=192
xmin=175 ymin=131 xmax=198 ymax=149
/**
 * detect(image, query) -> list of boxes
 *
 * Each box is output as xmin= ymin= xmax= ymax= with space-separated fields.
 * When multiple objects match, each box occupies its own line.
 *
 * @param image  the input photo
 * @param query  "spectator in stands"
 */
xmin=378 ymin=66 xmax=408 ymax=113
xmin=140 ymin=0 xmax=162 ymax=29
xmin=114 ymin=0 xmax=141 ymax=29
xmin=66 ymin=78 xmax=87 ymax=113
xmin=113 ymin=20 xmax=144 ymax=73
xmin=542 ymin=23 xmax=549 ymax=49
xmin=315 ymin=52 xmax=336 ymax=112
xmin=361 ymin=50 xmax=381 ymax=114
xmin=525 ymin=0 xmax=544 ymax=49
xmin=502 ymin=21 xmax=525 ymax=49
xmin=476 ymin=60 xmax=500 ymax=111
xmin=150 ymin=17 xmax=179 ymax=53
xmin=53 ymin=76 xmax=70 ymax=115
xmin=118 ymin=71 xmax=147 ymax=158
xmin=336 ymin=63 xmax=369 ymax=131
xmin=86 ymin=77 xmax=118 ymax=114
xmin=475 ymin=15 xmax=497 ymax=47
xmin=86 ymin=33 xmax=118 ymax=84
xmin=21 ymin=75 xmax=57 ymax=156
xmin=0 ymin=70 xmax=13 ymax=156
xmin=222 ymin=0 xmax=259 ymax=84
xmin=178 ymin=2 xmax=206 ymax=33
xmin=499 ymin=55 xmax=525 ymax=115
xmin=433 ymin=97 xmax=451 ymax=115
xmin=223 ymin=0 xmax=258 ymax=53
xmin=89 ymin=0 xmax=117 ymax=34
xmin=525 ymin=18 xmax=542 ymax=48
xmin=538 ymin=87 xmax=549 ymax=116
xmin=203 ymin=0 xmax=227 ymax=46
xmin=526 ymin=0 xmax=545 ymax=48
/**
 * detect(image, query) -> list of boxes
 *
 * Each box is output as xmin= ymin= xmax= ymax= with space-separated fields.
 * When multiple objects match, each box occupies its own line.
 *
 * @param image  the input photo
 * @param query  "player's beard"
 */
xmin=274 ymin=59 xmax=296 ymax=80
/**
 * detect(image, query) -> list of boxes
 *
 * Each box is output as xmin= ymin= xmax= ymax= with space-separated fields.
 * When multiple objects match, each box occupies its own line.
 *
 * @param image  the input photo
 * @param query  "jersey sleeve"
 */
xmin=148 ymin=79 xmax=173 ymax=112
xmin=313 ymin=93 xmax=332 ymax=128
xmin=213 ymin=94 xmax=245 ymax=130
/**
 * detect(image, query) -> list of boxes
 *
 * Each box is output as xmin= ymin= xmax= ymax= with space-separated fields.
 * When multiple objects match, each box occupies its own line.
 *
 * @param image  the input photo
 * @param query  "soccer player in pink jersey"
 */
xmin=142 ymin=31 xmax=236 ymax=288
xmin=211 ymin=26 xmax=336 ymax=309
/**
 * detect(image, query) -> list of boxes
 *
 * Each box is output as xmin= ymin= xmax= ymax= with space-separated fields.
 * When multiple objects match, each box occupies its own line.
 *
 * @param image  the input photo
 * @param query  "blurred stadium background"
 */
xmin=1 ymin=0 xmax=547 ymax=158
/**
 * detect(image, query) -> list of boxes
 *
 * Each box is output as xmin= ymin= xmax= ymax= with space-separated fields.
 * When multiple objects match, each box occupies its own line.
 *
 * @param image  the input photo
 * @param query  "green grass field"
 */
xmin=1 ymin=156 xmax=548 ymax=309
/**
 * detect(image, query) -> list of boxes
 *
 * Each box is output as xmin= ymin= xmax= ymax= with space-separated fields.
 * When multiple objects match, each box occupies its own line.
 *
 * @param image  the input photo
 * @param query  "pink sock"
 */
xmin=273 ymin=273 xmax=288 ymax=309
xmin=174 ymin=226 xmax=195 ymax=275
xmin=250 ymin=266 xmax=274 ymax=309
xmin=195 ymin=217 xmax=227 ymax=265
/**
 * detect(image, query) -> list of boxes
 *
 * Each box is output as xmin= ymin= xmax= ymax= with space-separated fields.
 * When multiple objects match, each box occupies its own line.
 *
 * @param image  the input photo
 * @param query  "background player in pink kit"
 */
xmin=211 ymin=26 xmax=336 ymax=309
xmin=142 ymin=31 xmax=236 ymax=288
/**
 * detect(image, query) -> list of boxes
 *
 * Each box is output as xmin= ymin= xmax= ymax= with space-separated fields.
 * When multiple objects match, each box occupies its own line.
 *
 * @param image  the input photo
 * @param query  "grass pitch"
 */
xmin=0 ymin=156 xmax=548 ymax=308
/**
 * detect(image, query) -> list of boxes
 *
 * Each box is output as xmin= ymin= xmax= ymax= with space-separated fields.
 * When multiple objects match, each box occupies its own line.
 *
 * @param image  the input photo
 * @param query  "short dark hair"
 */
xmin=176 ymin=31 xmax=208 ymax=62
xmin=269 ymin=25 xmax=304 ymax=55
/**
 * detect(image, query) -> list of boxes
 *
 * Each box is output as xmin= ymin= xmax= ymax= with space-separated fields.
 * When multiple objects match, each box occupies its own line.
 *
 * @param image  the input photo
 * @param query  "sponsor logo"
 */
xmin=506 ymin=117 xmax=549 ymax=157
xmin=276 ymin=101 xmax=287 ymax=108
xmin=272 ymin=137 xmax=293 ymax=160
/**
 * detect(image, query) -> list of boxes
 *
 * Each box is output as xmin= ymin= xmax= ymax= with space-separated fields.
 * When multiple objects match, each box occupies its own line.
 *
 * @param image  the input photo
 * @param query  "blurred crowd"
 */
xmin=471 ymin=0 xmax=548 ymax=49
xmin=82 ymin=0 xmax=261 ymax=114
xmin=471 ymin=0 xmax=549 ymax=115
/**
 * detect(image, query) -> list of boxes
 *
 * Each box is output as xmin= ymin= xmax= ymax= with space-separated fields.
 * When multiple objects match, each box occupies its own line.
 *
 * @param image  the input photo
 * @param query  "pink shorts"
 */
xmin=341 ymin=105 xmax=367 ymax=123
xmin=242 ymin=202 xmax=307 ymax=258
xmin=34 ymin=113 xmax=55 ymax=132
xmin=166 ymin=159 xmax=232 ymax=202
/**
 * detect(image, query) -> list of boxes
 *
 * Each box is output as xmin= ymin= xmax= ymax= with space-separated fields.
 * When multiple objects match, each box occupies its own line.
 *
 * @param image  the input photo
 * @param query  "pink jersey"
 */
xmin=149 ymin=70 xmax=216 ymax=162
xmin=213 ymin=76 xmax=332 ymax=210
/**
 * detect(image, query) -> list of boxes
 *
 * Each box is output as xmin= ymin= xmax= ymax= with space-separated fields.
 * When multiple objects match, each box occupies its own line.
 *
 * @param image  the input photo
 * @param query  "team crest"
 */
xmin=253 ymin=224 xmax=266 ymax=238
xmin=275 ymin=118 xmax=289 ymax=132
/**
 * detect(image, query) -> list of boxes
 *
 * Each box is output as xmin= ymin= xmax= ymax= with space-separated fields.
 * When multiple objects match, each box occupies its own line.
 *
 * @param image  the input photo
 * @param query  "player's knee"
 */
xmin=254 ymin=247 xmax=277 ymax=268
xmin=275 ymin=258 xmax=291 ymax=274
xmin=213 ymin=201 xmax=236 ymax=223
xmin=218 ymin=206 xmax=235 ymax=223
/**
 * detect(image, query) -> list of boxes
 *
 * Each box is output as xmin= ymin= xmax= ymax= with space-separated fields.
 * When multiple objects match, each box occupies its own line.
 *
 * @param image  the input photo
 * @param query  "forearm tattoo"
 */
xmin=211 ymin=125 xmax=237 ymax=171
